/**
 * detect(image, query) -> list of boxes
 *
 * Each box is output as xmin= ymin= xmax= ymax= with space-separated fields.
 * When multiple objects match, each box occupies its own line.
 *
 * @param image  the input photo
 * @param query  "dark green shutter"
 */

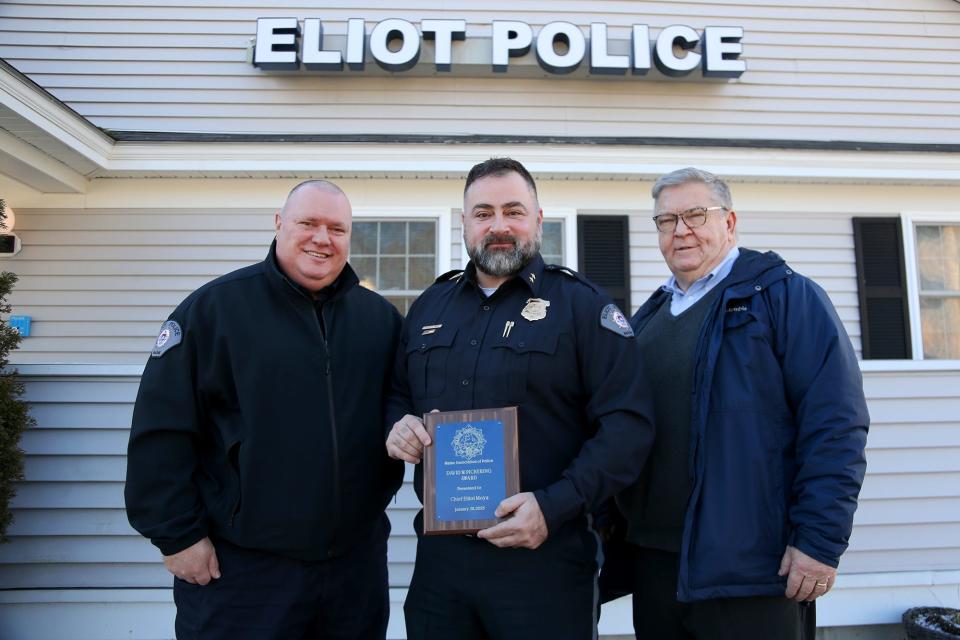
xmin=852 ymin=217 xmax=911 ymax=359
xmin=577 ymin=215 xmax=630 ymax=312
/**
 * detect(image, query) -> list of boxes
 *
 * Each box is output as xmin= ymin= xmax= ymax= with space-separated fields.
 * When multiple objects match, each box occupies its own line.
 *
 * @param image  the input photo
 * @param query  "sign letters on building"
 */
xmin=252 ymin=18 xmax=745 ymax=78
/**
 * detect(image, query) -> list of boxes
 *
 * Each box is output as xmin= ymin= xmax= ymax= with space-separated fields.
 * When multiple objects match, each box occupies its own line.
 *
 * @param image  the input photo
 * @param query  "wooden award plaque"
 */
xmin=422 ymin=407 xmax=520 ymax=535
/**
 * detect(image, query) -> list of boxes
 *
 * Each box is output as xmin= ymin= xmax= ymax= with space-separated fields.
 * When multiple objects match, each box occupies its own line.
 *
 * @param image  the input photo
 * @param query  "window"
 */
xmin=350 ymin=219 xmax=438 ymax=314
xmin=856 ymin=215 xmax=960 ymax=362
xmin=914 ymin=223 xmax=960 ymax=359
xmin=541 ymin=220 xmax=564 ymax=265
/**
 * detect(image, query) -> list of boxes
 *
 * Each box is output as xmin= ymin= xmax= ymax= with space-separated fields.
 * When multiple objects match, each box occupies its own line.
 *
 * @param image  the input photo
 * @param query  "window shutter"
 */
xmin=852 ymin=217 xmax=911 ymax=359
xmin=577 ymin=215 xmax=630 ymax=312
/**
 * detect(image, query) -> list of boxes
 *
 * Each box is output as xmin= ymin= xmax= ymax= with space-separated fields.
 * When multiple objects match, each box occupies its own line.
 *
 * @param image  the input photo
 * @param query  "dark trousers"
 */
xmin=404 ymin=527 xmax=600 ymax=640
xmin=629 ymin=545 xmax=815 ymax=640
xmin=173 ymin=519 xmax=390 ymax=640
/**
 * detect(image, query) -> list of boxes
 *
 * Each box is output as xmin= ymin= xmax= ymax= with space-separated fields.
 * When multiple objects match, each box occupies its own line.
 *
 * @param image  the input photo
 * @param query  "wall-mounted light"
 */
xmin=0 ymin=203 xmax=22 ymax=256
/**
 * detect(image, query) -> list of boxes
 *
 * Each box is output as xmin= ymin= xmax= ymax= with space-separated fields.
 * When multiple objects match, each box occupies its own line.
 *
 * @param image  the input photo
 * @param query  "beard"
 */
xmin=467 ymin=229 xmax=542 ymax=277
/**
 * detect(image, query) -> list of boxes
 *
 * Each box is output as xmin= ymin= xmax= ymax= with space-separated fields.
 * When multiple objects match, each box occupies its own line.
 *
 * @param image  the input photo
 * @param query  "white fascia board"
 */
xmin=0 ymin=129 xmax=88 ymax=193
xmin=102 ymin=142 xmax=960 ymax=184
xmin=0 ymin=65 xmax=112 ymax=168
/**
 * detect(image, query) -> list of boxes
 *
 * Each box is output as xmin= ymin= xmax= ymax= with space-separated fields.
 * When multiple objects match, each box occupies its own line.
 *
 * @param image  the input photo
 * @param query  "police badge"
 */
xmin=520 ymin=298 xmax=550 ymax=321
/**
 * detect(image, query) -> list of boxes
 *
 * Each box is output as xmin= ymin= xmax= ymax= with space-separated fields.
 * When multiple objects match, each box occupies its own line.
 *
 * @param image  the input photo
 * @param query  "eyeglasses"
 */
xmin=652 ymin=206 xmax=729 ymax=233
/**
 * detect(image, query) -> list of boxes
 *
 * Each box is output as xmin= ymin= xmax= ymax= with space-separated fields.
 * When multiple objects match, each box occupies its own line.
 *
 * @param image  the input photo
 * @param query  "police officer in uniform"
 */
xmin=125 ymin=180 xmax=403 ymax=639
xmin=386 ymin=158 xmax=654 ymax=639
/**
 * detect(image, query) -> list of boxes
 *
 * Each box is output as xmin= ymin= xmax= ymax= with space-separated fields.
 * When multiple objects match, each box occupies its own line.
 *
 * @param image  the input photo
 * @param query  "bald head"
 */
xmin=281 ymin=180 xmax=350 ymax=219
xmin=274 ymin=179 xmax=353 ymax=292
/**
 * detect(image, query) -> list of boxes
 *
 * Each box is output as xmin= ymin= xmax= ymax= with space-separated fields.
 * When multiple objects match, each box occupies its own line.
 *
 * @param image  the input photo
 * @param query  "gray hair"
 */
xmin=651 ymin=168 xmax=733 ymax=212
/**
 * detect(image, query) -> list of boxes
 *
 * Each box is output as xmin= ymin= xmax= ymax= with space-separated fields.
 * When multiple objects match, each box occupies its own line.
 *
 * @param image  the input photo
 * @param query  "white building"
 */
xmin=0 ymin=2 xmax=958 ymax=638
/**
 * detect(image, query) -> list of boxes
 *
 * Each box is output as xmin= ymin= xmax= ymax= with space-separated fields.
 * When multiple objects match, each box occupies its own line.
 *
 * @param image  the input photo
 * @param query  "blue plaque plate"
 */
xmin=435 ymin=420 xmax=506 ymax=522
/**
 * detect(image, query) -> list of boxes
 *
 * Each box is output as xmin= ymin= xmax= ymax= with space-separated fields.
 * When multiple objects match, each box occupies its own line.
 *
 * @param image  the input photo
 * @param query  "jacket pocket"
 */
xmin=405 ymin=325 xmax=458 ymax=399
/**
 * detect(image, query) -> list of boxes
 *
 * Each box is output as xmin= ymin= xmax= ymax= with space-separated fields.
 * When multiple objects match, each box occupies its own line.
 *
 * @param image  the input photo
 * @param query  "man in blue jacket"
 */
xmin=616 ymin=167 xmax=869 ymax=639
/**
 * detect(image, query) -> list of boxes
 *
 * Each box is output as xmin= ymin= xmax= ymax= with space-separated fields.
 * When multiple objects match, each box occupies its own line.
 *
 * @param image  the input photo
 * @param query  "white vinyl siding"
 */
xmin=2 ymin=0 xmax=960 ymax=144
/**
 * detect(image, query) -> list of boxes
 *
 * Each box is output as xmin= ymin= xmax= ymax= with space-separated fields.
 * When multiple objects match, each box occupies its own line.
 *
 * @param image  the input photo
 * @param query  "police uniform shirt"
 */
xmin=387 ymin=254 xmax=654 ymax=535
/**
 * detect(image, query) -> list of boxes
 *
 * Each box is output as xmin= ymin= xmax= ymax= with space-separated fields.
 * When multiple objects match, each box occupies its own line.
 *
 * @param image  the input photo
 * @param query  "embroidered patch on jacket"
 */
xmin=600 ymin=304 xmax=633 ymax=338
xmin=151 ymin=320 xmax=182 ymax=358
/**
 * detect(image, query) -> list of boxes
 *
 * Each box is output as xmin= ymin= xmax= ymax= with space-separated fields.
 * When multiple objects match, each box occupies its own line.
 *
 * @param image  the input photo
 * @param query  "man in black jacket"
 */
xmin=125 ymin=180 xmax=403 ymax=640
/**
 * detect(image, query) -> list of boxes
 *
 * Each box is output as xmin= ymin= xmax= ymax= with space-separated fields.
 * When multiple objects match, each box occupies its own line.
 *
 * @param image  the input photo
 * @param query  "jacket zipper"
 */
xmin=318 ymin=303 xmax=342 ymax=553
xmin=228 ymin=443 xmax=242 ymax=527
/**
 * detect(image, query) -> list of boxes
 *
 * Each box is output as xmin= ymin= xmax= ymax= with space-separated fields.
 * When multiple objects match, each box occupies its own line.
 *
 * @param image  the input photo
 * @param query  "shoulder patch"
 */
xmin=600 ymin=304 xmax=634 ymax=338
xmin=151 ymin=320 xmax=182 ymax=358
xmin=434 ymin=269 xmax=464 ymax=283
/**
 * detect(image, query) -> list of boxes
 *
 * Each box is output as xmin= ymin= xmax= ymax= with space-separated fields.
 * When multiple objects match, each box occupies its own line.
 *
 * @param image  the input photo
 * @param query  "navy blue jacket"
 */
xmin=387 ymin=255 xmax=655 ymax=537
xmin=126 ymin=242 xmax=404 ymax=561
xmin=630 ymin=249 xmax=869 ymax=602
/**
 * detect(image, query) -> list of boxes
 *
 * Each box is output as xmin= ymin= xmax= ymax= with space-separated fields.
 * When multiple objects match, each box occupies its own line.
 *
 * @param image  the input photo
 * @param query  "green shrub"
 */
xmin=0 ymin=198 xmax=32 ymax=542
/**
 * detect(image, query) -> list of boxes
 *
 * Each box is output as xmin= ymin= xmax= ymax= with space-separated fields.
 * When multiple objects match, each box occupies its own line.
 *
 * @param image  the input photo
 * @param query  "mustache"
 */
xmin=482 ymin=234 xmax=517 ymax=249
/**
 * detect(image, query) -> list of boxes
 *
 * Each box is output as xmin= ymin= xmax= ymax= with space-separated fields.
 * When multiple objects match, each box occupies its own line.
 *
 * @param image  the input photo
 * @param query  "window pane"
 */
xmin=918 ymin=258 xmax=945 ymax=290
xmin=380 ymin=257 xmax=406 ymax=290
xmin=943 ymin=225 xmax=960 ymax=291
xmin=409 ymin=257 xmax=436 ymax=289
xmin=409 ymin=221 xmax=436 ymax=254
xmin=920 ymin=296 xmax=960 ymax=359
xmin=351 ymin=221 xmax=378 ymax=255
xmin=916 ymin=224 xmax=960 ymax=292
xmin=380 ymin=222 xmax=406 ymax=254
xmin=351 ymin=257 xmax=377 ymax=289
xmin=542 ymin=220 xmax=563 ymax=262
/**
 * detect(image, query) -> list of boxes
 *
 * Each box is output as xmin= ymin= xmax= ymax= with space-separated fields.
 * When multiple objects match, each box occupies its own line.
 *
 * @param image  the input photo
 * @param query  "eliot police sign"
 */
xmin=252 ymin=18 xmax=745 ymax=78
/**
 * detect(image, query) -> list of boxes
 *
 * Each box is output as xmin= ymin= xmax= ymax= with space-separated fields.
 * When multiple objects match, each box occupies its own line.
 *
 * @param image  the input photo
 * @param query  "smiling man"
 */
xmin=386 ymin=158 xmax=654 ymax=639
xmin=125 ymin=180 xmax=403 ymax=640
xmin=615 ymin=168 xmax=869 ymax=640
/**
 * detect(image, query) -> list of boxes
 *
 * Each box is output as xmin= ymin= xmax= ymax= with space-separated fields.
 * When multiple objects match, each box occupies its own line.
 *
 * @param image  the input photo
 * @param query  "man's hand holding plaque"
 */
xmin=476 ymin=492 xmax=548 ymax=549
xmin=386 ymin=413 xmax=433 ymax=464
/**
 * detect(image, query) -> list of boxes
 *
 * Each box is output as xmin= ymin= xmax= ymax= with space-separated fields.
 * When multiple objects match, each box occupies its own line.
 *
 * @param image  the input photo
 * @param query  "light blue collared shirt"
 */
xmin=662 ymin=247 xmax=740 ymax=316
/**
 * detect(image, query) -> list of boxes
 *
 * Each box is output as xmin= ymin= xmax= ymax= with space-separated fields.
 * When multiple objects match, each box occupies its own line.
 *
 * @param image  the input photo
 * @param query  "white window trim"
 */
xmin=457 ymin=207 xmax=578 ymax=269
xmin=899 ymin=212 xmax=960 ymax=368
xmin=551 ymin=207 xmax=579 ymax=270
xmin=352 ymin=207 xmax=452 ymax=276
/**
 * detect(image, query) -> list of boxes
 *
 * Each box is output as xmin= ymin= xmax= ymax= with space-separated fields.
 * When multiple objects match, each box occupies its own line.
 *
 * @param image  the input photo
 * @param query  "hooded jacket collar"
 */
xmin=633 ymin=248 xmax=790 ymax=327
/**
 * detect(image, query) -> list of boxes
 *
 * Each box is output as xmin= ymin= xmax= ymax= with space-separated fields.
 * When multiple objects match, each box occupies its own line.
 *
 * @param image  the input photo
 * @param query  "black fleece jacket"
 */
xmin=125 ymin=242 xmax=403 ymax=561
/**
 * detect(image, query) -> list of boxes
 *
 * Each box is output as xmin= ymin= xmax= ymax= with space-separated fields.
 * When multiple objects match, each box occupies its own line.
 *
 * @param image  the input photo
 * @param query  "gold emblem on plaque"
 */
xmin=521 ymin=298 xmax=550 ymax=321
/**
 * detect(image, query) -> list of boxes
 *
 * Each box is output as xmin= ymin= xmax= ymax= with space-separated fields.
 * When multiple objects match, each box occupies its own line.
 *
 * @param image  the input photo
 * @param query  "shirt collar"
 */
xmin=464 ymin=253 xmax=545 ymax=297
xmin=661 ymin=246 xmax=740 ymax=296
